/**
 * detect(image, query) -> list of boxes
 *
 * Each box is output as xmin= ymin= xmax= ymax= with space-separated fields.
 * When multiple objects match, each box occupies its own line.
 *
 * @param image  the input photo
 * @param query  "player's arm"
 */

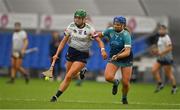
xmin=93 ymin=29 xmax=108 ymax=39
xmin=94 ymin=36 xmax=107 ymax=60
xmin=96 ymin=32 xmax=104 ymax=38
xmin=117 ymin=47 xmax=131 ymax=58
xmin=53 ymin=35 xmax=69 ymax=60
xmin=111 ymin=47 xmax=131 ymax=61
xmin=22 ymin=35 xmax=28 ymax=55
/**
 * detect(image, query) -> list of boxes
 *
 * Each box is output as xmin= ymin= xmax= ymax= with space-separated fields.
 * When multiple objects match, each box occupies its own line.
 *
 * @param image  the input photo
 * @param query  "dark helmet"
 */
xmin=113 ymin=16 xmax=126 ymax=24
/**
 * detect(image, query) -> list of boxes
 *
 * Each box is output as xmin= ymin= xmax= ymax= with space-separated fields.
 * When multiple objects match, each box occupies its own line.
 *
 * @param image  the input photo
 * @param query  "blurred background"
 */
xmin=0 ymin=0 xmax=180 ymax=84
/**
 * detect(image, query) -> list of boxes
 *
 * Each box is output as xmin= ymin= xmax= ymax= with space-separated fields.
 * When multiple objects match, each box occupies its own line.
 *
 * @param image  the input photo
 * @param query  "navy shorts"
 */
xmin=65 ymin=47 xmax=89 ymax=63
xmin=157 ymin=59 xmax=173 ymax=65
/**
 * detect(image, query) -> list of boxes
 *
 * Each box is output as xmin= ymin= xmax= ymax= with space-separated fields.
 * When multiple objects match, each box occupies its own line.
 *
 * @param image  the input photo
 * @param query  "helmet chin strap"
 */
xmin=114 ymin=27 xmax=124 ymax=33
xmin=75 ymin=23 xmax=85 ymax=29
xmin=115 ymin=29 xmax=122 ymax=33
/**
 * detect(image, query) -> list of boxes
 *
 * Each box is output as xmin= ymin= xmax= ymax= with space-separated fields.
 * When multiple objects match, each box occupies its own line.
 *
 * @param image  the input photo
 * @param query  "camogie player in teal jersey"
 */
xmin=96 ymin=16 xmax=133 ymax=104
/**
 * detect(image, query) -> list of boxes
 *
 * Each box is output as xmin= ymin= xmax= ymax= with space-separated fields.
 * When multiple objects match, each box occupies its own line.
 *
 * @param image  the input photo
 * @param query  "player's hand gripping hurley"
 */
xmin=42 ymin=59 xmax=56 ymax=78
xmin=110 ymin=48 xmax=125 ymax=61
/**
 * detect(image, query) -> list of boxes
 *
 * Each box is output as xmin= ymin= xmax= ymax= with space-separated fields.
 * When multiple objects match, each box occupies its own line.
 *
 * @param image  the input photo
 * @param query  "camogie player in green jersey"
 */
xmin=49 ymin=9 xmax=107 ymax=102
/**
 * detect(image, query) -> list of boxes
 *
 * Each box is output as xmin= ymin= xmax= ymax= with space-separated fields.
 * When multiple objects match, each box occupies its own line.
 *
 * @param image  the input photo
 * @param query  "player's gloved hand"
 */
xmin=150 ymin=45 xmax=159 ymax=56
xmin=151 ymin=48 xmax=158 ymax=55
xmin=157 ymin=52 xmax=164 ymax=57
xmin=101 ymin=50 xmax=108 ymax=60
xmin=52 ymin=54 xmax=59 ymax=61
xmin=111 ymin=55 xmax=118 ymax=61
xmin=101 ymin=48 xmax=108 ymax=60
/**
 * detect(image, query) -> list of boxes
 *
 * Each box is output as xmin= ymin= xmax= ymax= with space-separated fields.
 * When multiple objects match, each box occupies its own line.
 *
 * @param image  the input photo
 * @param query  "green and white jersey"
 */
xmin=157 ymin=34 xmax=173 ymax=61
xmin=64 ymin=22 xmax=95 ymax=52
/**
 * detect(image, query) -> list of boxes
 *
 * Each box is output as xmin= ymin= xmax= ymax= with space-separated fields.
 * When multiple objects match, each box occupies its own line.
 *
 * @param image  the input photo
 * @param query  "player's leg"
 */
xmin=76 ymin=67 xmax=87 ymax=86
xmin=16 ymin=58 xmax=29 ymax=83
xmin=151 ymin=62 xmax=164 ymax=92
xmin=104 ymin=63 xmax=119 ymax=95
xmin=50 ymin=61 xmax=72 ymax=102
xmin=79 ymin=67 xmax=87 ymax=80
xmin=163 ymin=65 xmax=177 ymax=94
xmin=105 ymin=63 xmax=118 ymax=83
xmin=60 ymin=61 xmax=85 ymax=91
xmin=65 ymin=61 xmax=73 ymax=73
xmin=121 ymin=66 xmax=132 ymax=104
xmin=7 ymin=57 xmax=17 ymax=83
xmin=50 ymin=61 xmax=85 ymax=102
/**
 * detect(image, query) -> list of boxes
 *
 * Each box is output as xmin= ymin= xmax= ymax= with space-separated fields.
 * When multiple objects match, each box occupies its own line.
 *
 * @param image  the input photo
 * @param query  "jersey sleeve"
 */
xmin=90 ymin=26 xmax=96 ymax=35
xmin=165 ymin=35 xmax=172 ymax=46
xmin=64 ymin=23 xmax=73 ymax=37
xmin=21 ymin=31 xmax=27 ymax=39
xmin=123 ymin=31 xmax=132 ymax=48
xmin=102 ymin=28 xmax=110 ymax=40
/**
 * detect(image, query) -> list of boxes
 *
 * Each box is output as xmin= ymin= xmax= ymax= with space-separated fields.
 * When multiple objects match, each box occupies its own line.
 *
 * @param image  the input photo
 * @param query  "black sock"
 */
xmin=122 ymin=95 xmax=127 ymax=99
xmin=23 ymin=74 xmax=29 ymax=79
xmin=10 ymin=77 xmax=15 ymax=80
xmin=55 ymin=90 xmax=63 ymax=98
xmin=158 ymin=82 xmax=162 ymax=86
xmin=172 ymin=85 xmax=176 ymax=89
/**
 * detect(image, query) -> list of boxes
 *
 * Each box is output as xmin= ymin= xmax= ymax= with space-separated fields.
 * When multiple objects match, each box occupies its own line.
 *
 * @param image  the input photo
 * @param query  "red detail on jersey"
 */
xmin=92 ymin=32 xmax=99 ymax=38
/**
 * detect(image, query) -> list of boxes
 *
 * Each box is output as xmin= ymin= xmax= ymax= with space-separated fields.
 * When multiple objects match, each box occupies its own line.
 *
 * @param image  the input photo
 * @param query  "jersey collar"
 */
xmin=115 ymin=29 xmax=124 ymax=34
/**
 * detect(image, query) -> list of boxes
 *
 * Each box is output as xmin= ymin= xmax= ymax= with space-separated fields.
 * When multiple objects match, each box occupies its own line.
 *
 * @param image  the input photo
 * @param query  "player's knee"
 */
xmin=11 ymin=63 xmax=15 ymax=67
xmin=122 ymin=79 xmax=129 ymax=87
xmin=12 ymin=65 xmax=17 ymax=70
xmin=105 ymin=75 xmax=113 ymax=82
xmin=151 ymin=68 xmax=157 ymax=74
xmin=169 ymin=74 xmax=175 ymax=80
xmin=11 ymin=63 xmax=17 ymax=69
xmin=13 ymin=66 xmax=18 ymax=70
xmin=16 ymin=66 xmax=21 ymax=71
xmin=123 ymin=82 xmax=129 ymax=88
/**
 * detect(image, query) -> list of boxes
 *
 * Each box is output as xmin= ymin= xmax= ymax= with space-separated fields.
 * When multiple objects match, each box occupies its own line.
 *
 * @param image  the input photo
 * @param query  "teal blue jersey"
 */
xmin=102 ymin=27 xmax=133 ymax=67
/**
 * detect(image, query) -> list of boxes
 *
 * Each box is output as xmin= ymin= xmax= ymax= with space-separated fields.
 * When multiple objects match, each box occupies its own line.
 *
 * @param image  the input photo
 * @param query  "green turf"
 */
xmin=0 ymin=77 xmax=180 ymax=109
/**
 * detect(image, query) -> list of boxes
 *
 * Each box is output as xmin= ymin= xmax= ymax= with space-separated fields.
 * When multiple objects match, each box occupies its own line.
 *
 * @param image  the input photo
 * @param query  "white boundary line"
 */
xmin=0 ymin=98 xmax=180 ymax=106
